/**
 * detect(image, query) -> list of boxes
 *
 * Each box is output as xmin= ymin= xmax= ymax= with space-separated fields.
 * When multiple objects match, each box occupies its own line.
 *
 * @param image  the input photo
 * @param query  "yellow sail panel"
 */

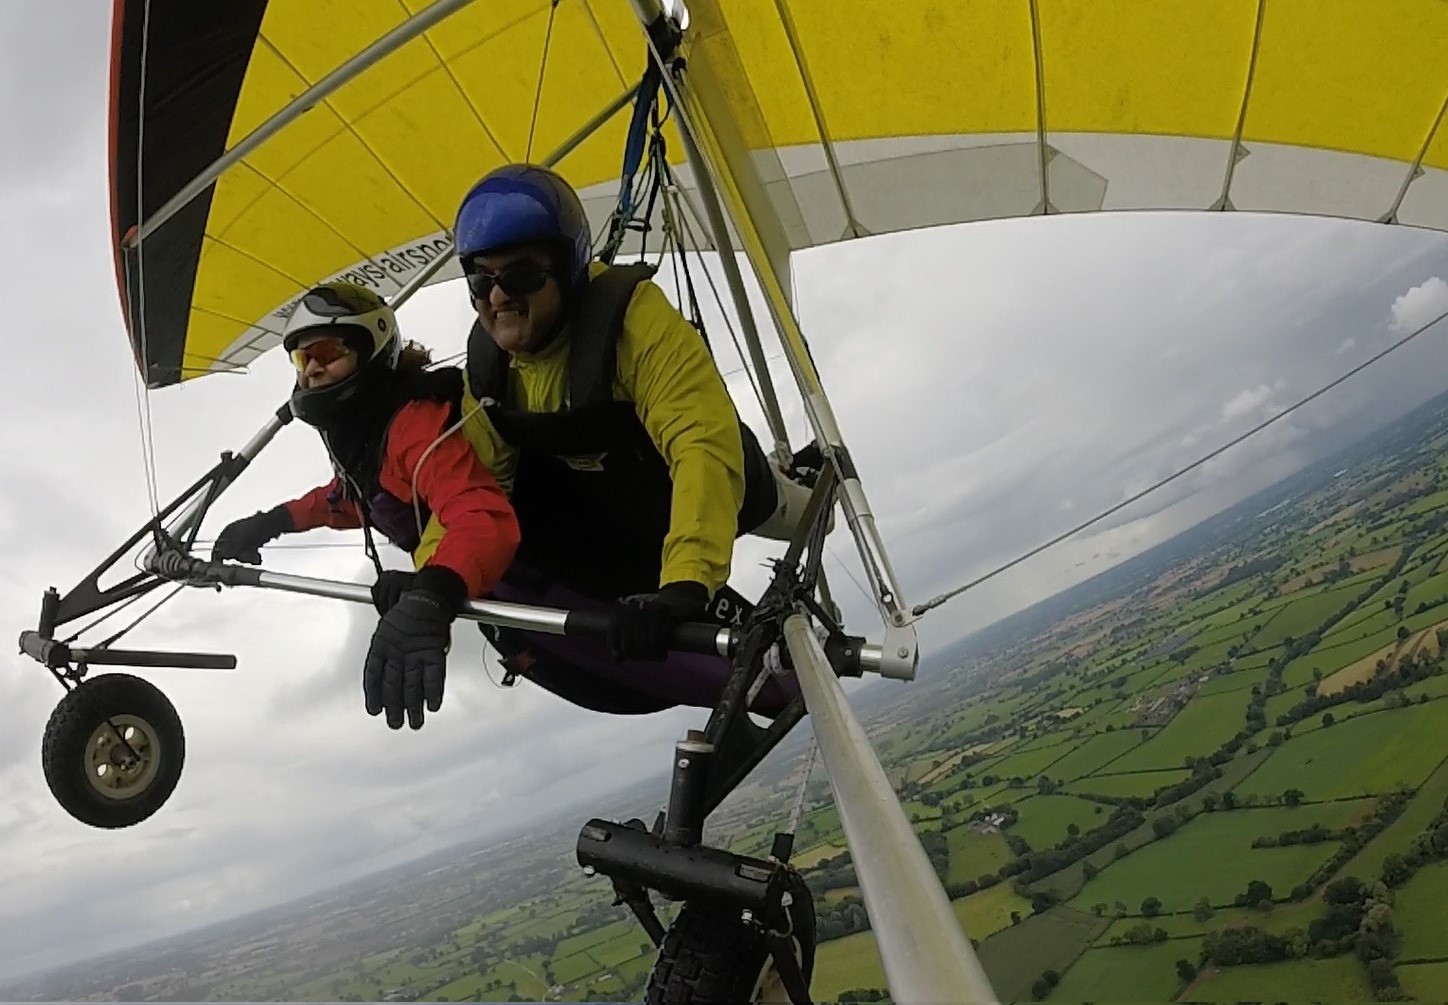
xmin=1039 ymin=0 xmax=1259 ymax=139
xmin=1245 ymin=0 xmax=1448 ymax=165
xmin=682 ymin=0 xmax=1448 ymax=276
xmin=112 ymin=0 xmax=1448 ymax=387
xmin=187 ymin=0 xmax=653 ymax=383
xmin=114 ymin=0 xmax=672 ymax=387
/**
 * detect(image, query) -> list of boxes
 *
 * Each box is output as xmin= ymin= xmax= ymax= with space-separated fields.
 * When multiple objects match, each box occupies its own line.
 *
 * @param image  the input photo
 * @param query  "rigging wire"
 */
xmin=96 ymin=583 xmax=189 ymax=650
xmin=61 ymin=585 xmax=164 ymax=646
xmin=912 ymin=304 xmax=1448 ymax=618
xmin=663 ymin=163 xmax=773 ymax=424
xmin=827 ymin=544 xmax=879 ymax=609
xmin=524 ymin=0 xmax=561 ymax=162
xmin=127 ymin=0 xmax=164 ymax=527
xmin=786 ymin=739 xmax=818 ymax=835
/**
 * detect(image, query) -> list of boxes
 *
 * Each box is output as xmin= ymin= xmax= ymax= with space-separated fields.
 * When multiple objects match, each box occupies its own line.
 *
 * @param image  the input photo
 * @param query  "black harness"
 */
xmin=466 ymin=264 xmax=776 ymax=601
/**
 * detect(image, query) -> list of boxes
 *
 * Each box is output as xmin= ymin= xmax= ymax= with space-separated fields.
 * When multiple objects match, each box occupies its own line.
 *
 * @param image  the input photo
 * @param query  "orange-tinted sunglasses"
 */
xmin=289 ymin=337 xmax=353 ymax=371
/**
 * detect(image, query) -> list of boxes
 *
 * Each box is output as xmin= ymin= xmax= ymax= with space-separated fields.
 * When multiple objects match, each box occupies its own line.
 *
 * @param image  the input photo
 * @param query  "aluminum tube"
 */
xmin=250 ymin=570 xmax=742 ymax=656
xmin=782 ymin=615 xmax=999 ymax=1004
xmin=255 ymin=571 xmax=572 ymax=635
xmin=140 ymin=410 xmax=290 ymax=568
xmin=241 ymin=570 xmax=898 ymax=674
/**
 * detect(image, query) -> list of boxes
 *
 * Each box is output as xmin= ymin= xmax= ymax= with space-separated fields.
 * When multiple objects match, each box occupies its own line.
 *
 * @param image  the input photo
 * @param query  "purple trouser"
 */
xmin=486 ymin=573 xmax=802 ymax=718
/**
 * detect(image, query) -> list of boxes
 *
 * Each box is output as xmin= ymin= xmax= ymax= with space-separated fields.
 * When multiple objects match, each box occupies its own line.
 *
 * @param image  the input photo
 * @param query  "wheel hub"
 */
xmin=84 ymin=715 xmax=161 ymax=800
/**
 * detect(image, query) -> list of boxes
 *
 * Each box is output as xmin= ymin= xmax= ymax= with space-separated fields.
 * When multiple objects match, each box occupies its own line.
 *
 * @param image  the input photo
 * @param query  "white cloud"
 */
xmin=1389 ymin=275 xmax=1448 ymax=335
xmin=1221 ymin=383 xmax=1276 ymax=422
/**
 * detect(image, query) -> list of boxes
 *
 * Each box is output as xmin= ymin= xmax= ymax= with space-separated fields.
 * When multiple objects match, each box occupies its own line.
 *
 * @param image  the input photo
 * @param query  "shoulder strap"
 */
xmin=466 ymin=319 xmax=509 ymax=404
xmin=567 ymin=262 xmax=657 ymax=408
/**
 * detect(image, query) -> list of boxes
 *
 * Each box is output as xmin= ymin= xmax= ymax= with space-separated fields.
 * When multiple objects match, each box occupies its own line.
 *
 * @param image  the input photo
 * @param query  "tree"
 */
xmin=1193 ymin=897 xmax=1214 ymax=923
xmin=1235 ymin=879 xmax=1273 ymax=908
xmin=1382 ymin=854 xmax=1411 ymax=887
xmin=1141 ymin=896 xmax=1163 ymax=917
xmin=1175 ymin=959 xmax=1198 ymax=983
xmin=1321 ymin=712 xmax=1336 ymax=728
xmin=1283 ymin=788 xmax=1305 ymax=807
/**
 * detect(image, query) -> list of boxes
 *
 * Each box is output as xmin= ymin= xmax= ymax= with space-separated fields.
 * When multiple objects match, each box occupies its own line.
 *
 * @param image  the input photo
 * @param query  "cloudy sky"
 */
xmin=5 ymin=3 xmax=1448 ymax=987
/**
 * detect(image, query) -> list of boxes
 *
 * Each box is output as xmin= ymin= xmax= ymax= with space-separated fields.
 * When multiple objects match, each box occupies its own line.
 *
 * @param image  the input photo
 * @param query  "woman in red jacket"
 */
xmin=210 ymin=282 xmax=520 ymax=732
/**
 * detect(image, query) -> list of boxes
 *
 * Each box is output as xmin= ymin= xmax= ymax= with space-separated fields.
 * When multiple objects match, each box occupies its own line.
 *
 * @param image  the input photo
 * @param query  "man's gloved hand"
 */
xmin=211 ymin=506 xmax=294 ymax=564
xmin=608 ymin=580 xmax=710 ymax=662
xmin=371 ymin=570 xmax=417 ymax=616
xmin=363 ymin=566 xmax=466 ymax=730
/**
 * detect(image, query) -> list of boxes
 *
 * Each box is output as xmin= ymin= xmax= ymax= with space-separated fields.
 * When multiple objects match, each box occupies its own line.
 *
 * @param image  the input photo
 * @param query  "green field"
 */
xmin=1008 ymin=794 xmax=1110 ymax=850
xmin=1235 ymin=700 xmax=1448 ymax=800
xmin=979 ymin=739 xmax=1077 ymax=782
xmin=945 ymin=825 xmax=1014 ymax=885
xmin=1095 ymin=898 xmax=1321 ymax=945
xmin=810 ymin=929 xmax=887 ymax=1003
xmin=976 ymin=908 xmax=1110 ymax=1003
xmin=1250 ymin=582 xmax=1365 ymax=649
xmin=1392 ymin=859 xmax=1448 ymax=960
xmin=1398 ymin=961 xmax=1448 ymax=1001
xmin=1066 ymin=769 xmax=1188 ymax=800
xmin=1048 ymin=938 xmax=1201 ymax=1003
xmin=1190 ymin=953 xmax=1371 ymax=1002
xmin=954 ymin=881 xmax=1032 ymax=942
xmin=1105 ymin=691 xmax=1252 ymax=772
xmin=1040 ymin=729 xmax=1143 ymax=781
xmin=1068 ymin=802 xmax=1371 ymax=913
xmin=1335 ymin=754 xmax=1448 ymax=885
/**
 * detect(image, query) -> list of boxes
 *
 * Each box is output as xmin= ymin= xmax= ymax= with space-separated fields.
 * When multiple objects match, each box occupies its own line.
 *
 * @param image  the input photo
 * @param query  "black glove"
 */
xmin=608 ymin=580 xmax=710 ymax=662
xmin=362 ymin=566 xmax=466 ymax=730
xmin=212 ymin=506 xmax=293 ymax=564
xmin=371 ymin=570 xmax=417 ymax=616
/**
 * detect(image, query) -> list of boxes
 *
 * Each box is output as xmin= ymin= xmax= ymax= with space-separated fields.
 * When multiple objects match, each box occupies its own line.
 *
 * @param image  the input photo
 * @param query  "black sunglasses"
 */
xmin=465 ymin=263 xmax=553 ymax=302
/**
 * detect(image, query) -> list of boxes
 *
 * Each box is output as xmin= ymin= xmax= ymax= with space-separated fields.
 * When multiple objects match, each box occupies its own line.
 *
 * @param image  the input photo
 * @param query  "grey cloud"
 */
xmin=0 ymin=5 xmax=105 ymax=190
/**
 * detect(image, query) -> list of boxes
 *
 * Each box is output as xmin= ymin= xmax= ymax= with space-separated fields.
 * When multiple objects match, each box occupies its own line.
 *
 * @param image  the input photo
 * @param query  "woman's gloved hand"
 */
xmin=211 ymin=506 xmax=294 ymax=564
xmin=608 ymin=580 xmax=709 ymax=662
xmin=363 ymin=566 xmax=466 ymax=730
xmin=370 ymin=569 xmax=417 ymax=615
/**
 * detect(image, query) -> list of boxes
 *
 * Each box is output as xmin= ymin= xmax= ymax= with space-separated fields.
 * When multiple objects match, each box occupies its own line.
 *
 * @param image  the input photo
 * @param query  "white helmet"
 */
xmin=283 ymin=282 xmax=401 ymax=429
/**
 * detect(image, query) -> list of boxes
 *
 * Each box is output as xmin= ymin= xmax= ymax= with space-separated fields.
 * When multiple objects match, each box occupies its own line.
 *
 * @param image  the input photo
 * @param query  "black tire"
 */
xmin=645 ymin=871 xmax=816 ymax=1004
xmin=41 ymin=673 xmax=185 ymax=829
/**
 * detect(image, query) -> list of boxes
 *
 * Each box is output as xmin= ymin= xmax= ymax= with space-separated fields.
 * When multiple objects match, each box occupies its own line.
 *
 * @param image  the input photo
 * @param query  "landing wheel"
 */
xmin=41 ymin=673 xmax=185 ymax=829
xmin=645 ymin=871 xmax=816 ymax=1005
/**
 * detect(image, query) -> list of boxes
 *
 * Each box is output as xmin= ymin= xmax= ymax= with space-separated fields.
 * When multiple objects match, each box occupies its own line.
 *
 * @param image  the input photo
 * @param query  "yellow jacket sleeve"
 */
xmin=616 ymin=280 xmax=745 ymax=595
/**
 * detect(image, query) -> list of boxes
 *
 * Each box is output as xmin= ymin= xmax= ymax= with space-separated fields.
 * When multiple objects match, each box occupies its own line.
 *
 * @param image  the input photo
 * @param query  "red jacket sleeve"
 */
xmin=284 ymin=477 xmax=363 ymax=531
xmin=378 ymin=399 xmax=520 ymax=598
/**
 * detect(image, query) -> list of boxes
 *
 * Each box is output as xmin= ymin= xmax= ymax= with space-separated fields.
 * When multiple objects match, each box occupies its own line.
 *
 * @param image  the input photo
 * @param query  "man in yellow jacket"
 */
xmin=445 ymin=163 xmax=791 ymax=664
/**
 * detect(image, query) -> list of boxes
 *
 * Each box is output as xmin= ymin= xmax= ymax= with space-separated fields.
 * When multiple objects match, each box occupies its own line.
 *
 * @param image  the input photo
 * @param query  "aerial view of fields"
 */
xmin=17 ymin=388 xmax=1448 ymax=1003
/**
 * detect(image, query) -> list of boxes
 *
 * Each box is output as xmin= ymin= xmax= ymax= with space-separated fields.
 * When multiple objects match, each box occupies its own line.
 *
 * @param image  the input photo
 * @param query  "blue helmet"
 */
xmin=454 ymin=164 xmax=592 ymax=291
